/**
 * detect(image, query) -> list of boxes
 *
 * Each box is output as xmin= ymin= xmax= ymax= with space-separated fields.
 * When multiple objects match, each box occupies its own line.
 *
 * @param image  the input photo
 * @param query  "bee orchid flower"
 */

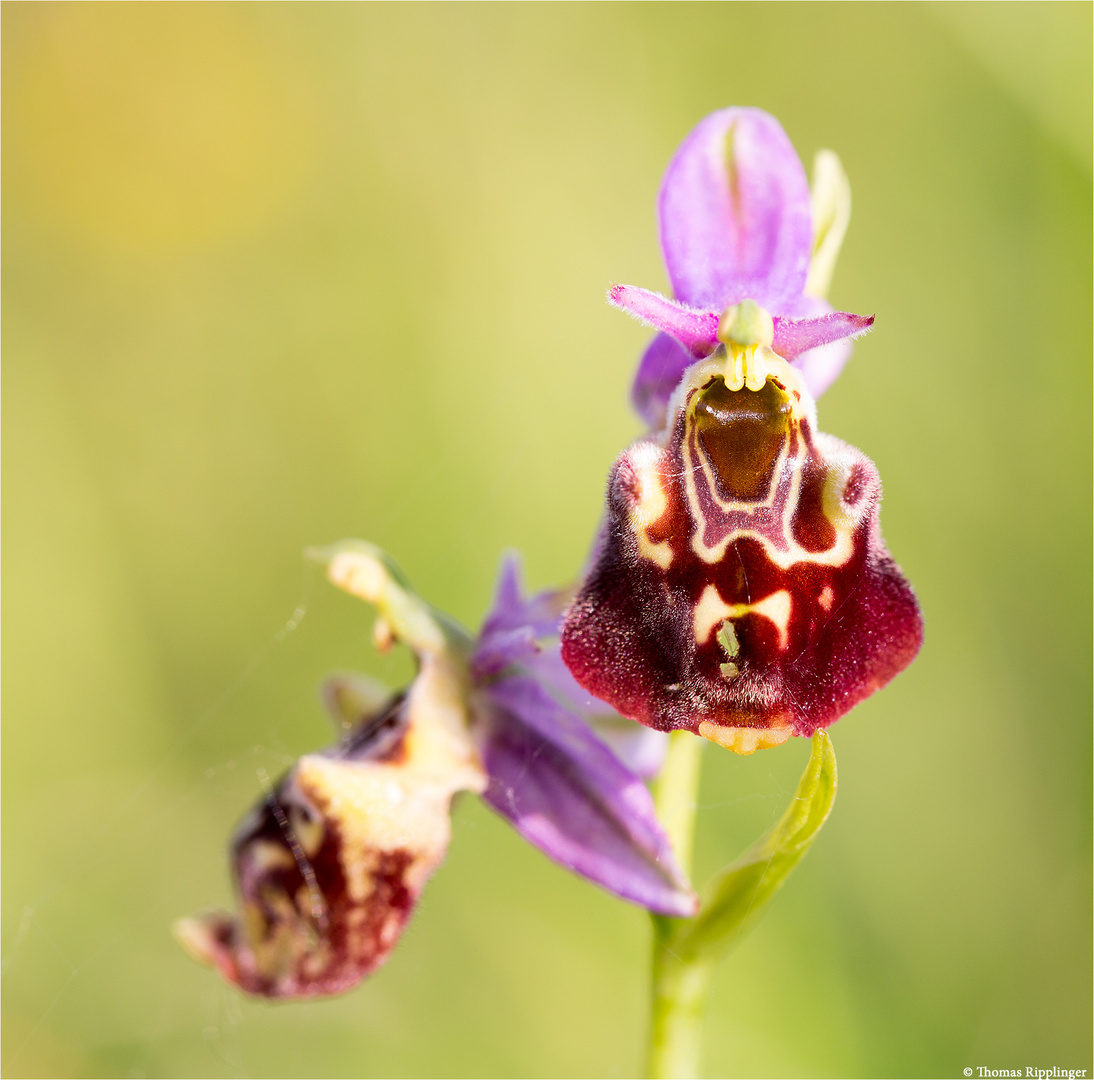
xmin=561 ymin=108 xmax=923 ymax=755
xmin=177 ymin=544 xmax=695 ymax=999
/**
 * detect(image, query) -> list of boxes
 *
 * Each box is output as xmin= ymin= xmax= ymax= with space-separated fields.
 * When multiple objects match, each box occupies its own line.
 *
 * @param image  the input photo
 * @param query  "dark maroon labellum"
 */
xmin=560 ymin=348 xmax=922 ymax=754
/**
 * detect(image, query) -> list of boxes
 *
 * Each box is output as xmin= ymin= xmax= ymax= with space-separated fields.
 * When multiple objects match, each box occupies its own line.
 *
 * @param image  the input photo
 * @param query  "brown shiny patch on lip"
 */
xmin=692 ymin=376 xmax=792 ymax=502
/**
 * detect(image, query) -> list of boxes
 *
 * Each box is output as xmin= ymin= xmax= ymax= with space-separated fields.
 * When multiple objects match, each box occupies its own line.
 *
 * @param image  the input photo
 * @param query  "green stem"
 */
xmin=647 ymin=731 xmax=707 ymax=1080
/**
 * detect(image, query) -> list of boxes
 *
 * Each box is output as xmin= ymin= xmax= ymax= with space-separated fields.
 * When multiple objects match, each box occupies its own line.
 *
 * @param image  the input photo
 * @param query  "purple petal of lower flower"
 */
xmin=476 ymin=674 xmax=697 ymax=916
xmin=517 ymin=645 xmax=668 ymax=779
xmin=771 ymin=311 xmax=873 ymax=360
xmin=586 ymin=718 xmax=669 ymax=780
xmin=480 ymin=554 xmax=565 ymax=637
xmin=472 ymin=625 xmax=539 ymax=679
xmin=659 ymin=108 xmax=814 ymax=311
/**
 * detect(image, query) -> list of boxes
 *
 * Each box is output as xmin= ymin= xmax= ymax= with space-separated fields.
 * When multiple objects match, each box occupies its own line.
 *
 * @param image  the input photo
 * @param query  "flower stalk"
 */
xmin=648 ymin=732 xmax=708 ymax=1079
xmin=646 ymin=731 xmax=839 ymax=1078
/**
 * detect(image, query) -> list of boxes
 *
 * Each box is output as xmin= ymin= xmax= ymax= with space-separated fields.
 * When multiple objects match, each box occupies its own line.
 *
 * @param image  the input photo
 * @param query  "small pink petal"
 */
xmin=608 ymin=284 xmax=719 ymax=356
xmin=771 ymin=311 xmax=874 ymax=360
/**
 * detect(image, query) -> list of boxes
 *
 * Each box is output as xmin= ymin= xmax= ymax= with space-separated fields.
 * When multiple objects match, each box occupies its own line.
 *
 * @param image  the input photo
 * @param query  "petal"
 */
xmin=659 ymin=108 xmax=814 ymax=310
xmin=780 ymin=294 xmax=860 ymax=399
xmin=771 ymin=311 xmax=873 ymax=361
xmin=609 ymin=285 xmax=720 ymax=355
xmin=519 ymin=642 xmax=670 ymax=779
xmin=804 ymin=149 xmax=852 ymax=300
xmin=475 ymin=674 xmax=697 ymax=916
xmin=560 ymin=348 xmax=922 ymax=754
xmin=631 ymin=333 xmax=696 ymax=430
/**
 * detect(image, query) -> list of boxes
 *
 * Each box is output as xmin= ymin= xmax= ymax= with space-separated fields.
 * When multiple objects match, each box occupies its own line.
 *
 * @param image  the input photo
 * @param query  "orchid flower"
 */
xmin=620 ymin=107 xmax=870 ymax=430
xmin=560 ymin=108 xmax=923 ymax=755
xmin=177 ymin=543 xmax=695 ymax=999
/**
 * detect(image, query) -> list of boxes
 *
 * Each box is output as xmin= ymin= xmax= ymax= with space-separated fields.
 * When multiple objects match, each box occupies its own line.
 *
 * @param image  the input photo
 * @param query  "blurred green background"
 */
xmin=3 ymin=3 xmax=1091 ymax=1077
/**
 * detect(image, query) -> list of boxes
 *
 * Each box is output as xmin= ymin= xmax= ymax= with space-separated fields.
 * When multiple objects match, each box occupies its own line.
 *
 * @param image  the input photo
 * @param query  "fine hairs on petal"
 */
xmin=608 ymin=284 xmax=720 ymax=356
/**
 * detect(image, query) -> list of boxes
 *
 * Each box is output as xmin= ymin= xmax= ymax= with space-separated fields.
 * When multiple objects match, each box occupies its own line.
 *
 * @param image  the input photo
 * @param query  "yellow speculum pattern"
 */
xmin=629 ymin=318 xmax=869 ymax=577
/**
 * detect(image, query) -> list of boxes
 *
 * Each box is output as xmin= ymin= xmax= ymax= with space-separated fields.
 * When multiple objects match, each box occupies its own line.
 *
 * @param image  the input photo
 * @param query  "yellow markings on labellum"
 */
xmin=248 ymin=839 xmax=297 ymax=873
xmin=671 ymin=341 xmax=870 ymax=573
xmin=295 ymin=754 xmax=449 ymax=904
xmin=818 ymin=585 xmax=835 ymax=611
xmin=694 ymin=586 xmax=793 ymax=666
xmin=294 ymin=644 xmax=486 ymax=906
xmin=693 ymin=584 xmax=736 ymax=644
xmin=627 ymin=442 xmax=674 ymax=570
xmin=820 ymin=454 xmax=870 ymax=535
xmin=698 ymin=718 xmax=792 ymax=756
xmin=749 ymin=590 xmax=792 ymax=651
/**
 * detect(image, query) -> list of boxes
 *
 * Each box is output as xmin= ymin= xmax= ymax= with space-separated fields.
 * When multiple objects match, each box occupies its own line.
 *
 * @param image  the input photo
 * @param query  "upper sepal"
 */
xmin=659 ymin=107 xmax=814 ymax=311
xmin=625 ymin=110 xmax=861 ymax=424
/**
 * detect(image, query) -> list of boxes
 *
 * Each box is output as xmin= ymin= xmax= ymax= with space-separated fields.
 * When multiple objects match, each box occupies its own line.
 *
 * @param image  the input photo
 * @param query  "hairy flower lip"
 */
xmin=560 ymin=348 xmax=923 ymax=749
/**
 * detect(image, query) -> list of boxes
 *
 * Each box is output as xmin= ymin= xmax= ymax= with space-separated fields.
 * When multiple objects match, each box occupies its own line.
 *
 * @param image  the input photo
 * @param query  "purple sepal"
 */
xmin=631 ymin=333 xmax=695 ymax=429
xmin=477 ymin=673 xmax=697 ymax=917
xmin=516 ymin=642 xmax=669 ymax=779
xmin=473 ymin=554 xmax=668 ymax=779
xmin=794 ymin=336 xmax=852 ymax=401
xmin=474 ymin=555 xmax=569 ymax=678
xmin=659 ymin=107 xmax=813 ymax=310
xmin=771 ymin=311 xmax=873 ymax=360
xmin=480 ymin=554 xmax=567 ymax=640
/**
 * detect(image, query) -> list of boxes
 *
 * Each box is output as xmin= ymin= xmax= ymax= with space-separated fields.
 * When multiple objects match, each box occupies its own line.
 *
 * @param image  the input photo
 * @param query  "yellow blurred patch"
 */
xmin=4 ymin=4 xmax=318 ymax=253
xmin=1 ymin=1006 xmax=84 ymax=1078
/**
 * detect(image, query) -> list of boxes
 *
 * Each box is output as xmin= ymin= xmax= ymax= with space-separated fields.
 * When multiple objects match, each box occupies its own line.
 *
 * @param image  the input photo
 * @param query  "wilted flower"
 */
xmin=177 ymin=544 xmax=694 ymax=999
xmin=560 ymin=108 xmax=923 ymax=754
